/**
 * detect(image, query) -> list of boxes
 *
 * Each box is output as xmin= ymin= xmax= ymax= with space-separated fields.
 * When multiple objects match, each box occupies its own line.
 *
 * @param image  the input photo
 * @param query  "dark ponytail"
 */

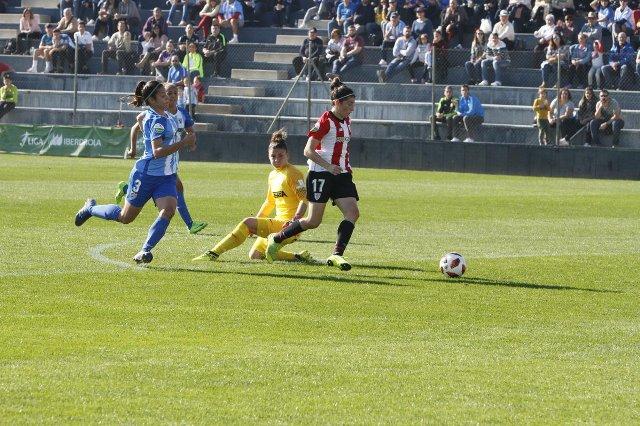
xmin=330 ymin=77 xmax=354 ymax=102
xmin=270 ymin=128 xmax=288 ymax=151
xmin=130 ymin=80 xmax=163 ymax=107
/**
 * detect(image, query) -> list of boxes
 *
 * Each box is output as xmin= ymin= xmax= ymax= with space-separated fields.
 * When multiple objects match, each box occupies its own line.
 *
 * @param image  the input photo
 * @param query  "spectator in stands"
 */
xmin=153 ymin=39 xmax=177 ymax=79
xmin=168 ymin=0 xmax=194 ymax=26
xmin=181 ymin=77 xmax=198 ymax=114
xmin=549 ymin=87 xmax=577 ymax=145
xmin=590 ymin=89 xmax=624 ymax=146
xmin=384 ymin=0 xmax=399 ymax=21
xmin=577 ymin=86 xmax=597 ymax=145
xmin=423 ymin=0 xmax=441 ymax=28
xmin=327 ymin=24 xmax=364 ymax=79
xmin=74 ymin=20 xmax=93 ymax=73
xmin=101 ymin=19 xmax=134 ymax=75
xmin=568 ymin=32 xmax=591 ymax=88
xmin=143 ymin=8 xmax=168 ymax=41
xmin=479 ymin=31 xmax=509 ymax=86
xmin=193 ymin=75 xmax=205 ymax=102
xmin=78 ymin=0 xmax=94 ymax=23
xmin=377 ymin=26 xmax=416 ymax=82
xmin=328 ymin=0 xmax=357 ymax=37
xmin=589 ymin=39 xmax=605 ymax=88
xmin=354 ymin=0 xmax=380 ymax=45
xmin=293 ymin=27 xmax=324 ymax=80
xmin=17 ymin=8 xmax=42 ymax=55
xmin=203 ymin=23 xmax=227 ymax=77
xmin=409 ymin=33 xmax=431 ymax=83
xmin=530 ymin=0 xmax=551 ymax=29
xmin=114 ymin=0 xmax=141 ymax=37
xmin=581 ymin=11 xmax=603 ymax=45
xmin=243 ymin=0 xmax=272 ymax=27
xmin=218 ymin=0 xmax=244 ymax=43
xmin=550 ymin=0 xmax=574 ymax=21
xmin=59 ymin=0 xmax=78 ymax=20
xmin=492 ymin=10 xmax=514 ymax=50
xmin=0 ymin=73 xmax=17 ymax=120
xmin=49 ymin=28 xmax=75 ymax=73
xmin=379 ymin=12 xmax=405 ymax=66
xmin=602 ymin=31 xmax=635 ymax=90
xmin=93 ymin=0 xmax=116 ymax=41
xmin=168 ymin=55 xmax=188 ymax=83
xmin=273 ymin=0 xmax=297 ymax=28
xmin=27 ymin=24 xmax=54 ymax=73
xmin=442 ymin=0 xmax=467 ymax=48
xmin=452 ymin=84 xmax=484 ymax=142
xmin=591 ymin=0 xmax=613 ymax=37
xmin=541 ymin=33 xmax=569 ymax=87
xmin=182 ymin=42 xmax=204 ymax=77
xmin=465 ymin=29 xmax=486 ymax=84
xmin=196 ymin=0 xmax=220 ymax=37
xmin=533 ymin=87 xmax=552 ymax=145
xmin=411 ymin=7 xmax=434 ymax=40
xmin=179 ymin=24 xmax=201 ymax=45
xmin=431 ymin=27 xmax=448 ymax=83
xmin=321 ymin=28 xmax=344 ymax=76
xmin=432 ymin=85 xmax=458 ymax=140
xmin=137 ymin=25 xmax=167 ymax=75
xmin=506 ymin=0 xmax=531 ymax=33
xmin=533 ymin=14 xmax=556 ymax=53
xmin=57 ymin=7 xmax=78 ymax=36
xmin=299 ymin=0 xmax=334 ymax=29
xmin=560 ymin=14 xmax=577 ymax=44
xmin=611 ymin=0 xmax=633 ymax=41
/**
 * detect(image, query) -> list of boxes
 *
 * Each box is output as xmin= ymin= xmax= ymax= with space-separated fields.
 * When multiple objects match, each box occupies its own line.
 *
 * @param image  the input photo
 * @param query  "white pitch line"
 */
xmin=89 ymin=242 xmax=146 ymax=271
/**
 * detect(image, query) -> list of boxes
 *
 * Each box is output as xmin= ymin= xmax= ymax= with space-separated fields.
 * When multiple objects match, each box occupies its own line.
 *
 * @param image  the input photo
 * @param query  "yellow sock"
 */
xmin=275 ymin=250 xmax=296 ymax=261
xmin=212 ymin=222 xmax=250 ymax=255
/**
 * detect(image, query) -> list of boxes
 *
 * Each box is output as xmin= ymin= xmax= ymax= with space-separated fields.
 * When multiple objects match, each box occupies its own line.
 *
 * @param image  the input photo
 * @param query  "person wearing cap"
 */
xmin=377 ymin=26 xmax=416 ymax=82
xmin=442 ymin=0 xmax=468 ymax=49
xmin=568 ymin=32 xmax=592 ymax=88
xmin=492 ymin=9 xmax=514 ymax=50
xmin=293 ymin=27 xmax=325 ymax=80
xmin=27 ymin=23 xmax=54 ymax=72
xmin=328 ymin=0 xmax=357 ymax=38
xmin=411 ymin=6 xmax=434 ymax=40
xmin=74 ymin=20 xmax=93 ymax=73
xmin=601 ymin=31 xmax=635 ymax=90
xmin=581 ymin=12 xmax=603 ymax=44
xmin=327 ymin=24 xmax=364 ymax=78
xmin=379 ymin=11 xmax=406 ymax=66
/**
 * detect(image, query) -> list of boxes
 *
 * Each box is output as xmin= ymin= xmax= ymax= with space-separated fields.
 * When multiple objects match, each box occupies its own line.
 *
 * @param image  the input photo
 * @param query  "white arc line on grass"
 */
xmin=89 ymin=242 xmax=146 ymax=271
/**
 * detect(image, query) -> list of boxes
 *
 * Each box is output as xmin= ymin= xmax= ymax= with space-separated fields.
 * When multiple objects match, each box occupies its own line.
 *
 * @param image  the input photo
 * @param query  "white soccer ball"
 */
xmin=439 ymin=252 xmax=467 ymax=278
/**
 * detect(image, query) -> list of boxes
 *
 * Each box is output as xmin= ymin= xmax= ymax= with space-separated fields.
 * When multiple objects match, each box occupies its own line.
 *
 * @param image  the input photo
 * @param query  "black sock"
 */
xmin=274 ymin=220 xmax=304 ymax=243
xmin=334 ymin=220 xmax=355 ymax=256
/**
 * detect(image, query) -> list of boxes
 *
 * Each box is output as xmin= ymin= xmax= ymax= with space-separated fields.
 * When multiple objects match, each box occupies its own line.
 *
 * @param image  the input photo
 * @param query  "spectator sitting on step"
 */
xmin=328 ymin=0 xmax=357 ymax=37
xmin=411 ymin=7 xmax=434 ymax=40
xmin=59 ymin=0 xmax=78 ymax=20
xmin=178 ymin=23 xmax=201 ymax=46
xmin=78 ymin=0 xmax=94 ymax=23
xmin=153 ymin=39 xmax=177 ymax=79
xmin=452 ymin=84 xmax=484 ymax=143
xmin=320 ymin=28 xmax=344 ymax=76
xmin=17 ymin=8 xmax=41 ymax=55
xmin=530 ymin=0 xmax=551 ymax=29
xmin=379 ymin=12 xmax=405 ymax=66
xmin=611 ymin=0 xmax=633 ymax=41
xmin=168 ymin=54 xmax=188 ymax=83
xmin=590 ymin=89 xmax=624 ymax=146
xmin=478 ymin=32 xmax=509 ymax=86
xmin=193 ymin=75 xmax=205 ymax=102
xmin=378 ymin=26 xmax=416 ymax=82
xmin=327 ymin=24 xmax=364 ymax=79
xmin=167 ymin=0 xmax=195 ymax=27
xmin=568 ymin=32 xmax=591 ymax=88
xmin=93 ymin=0 xmax=116 ymax=41
xmin=442 ymin=0 xmax=468 ymax=49
xmin=540 ymin=33 xmax=569 ymax=87
xmin=431 ymin=85 xmax=458 ymax=140
xmin=533 ymin=14 xmax=556 ymax=53
xmin=590 ymin=0 xmax=613 ymax=37
xmin=465 ymin=29 xmax=486 ymax=84
xmin=409 ymin=33 xmax=432 ymax=83
xmin=196 ymin=0 xmax=220 ymax=37
xmin=506 ymin=0 xmax=531 ymax=33
xmin=273 ymin=0 xmax=297 ymax=28
xmin=114 ymin=0 xmax=141 ymax=37
xmin=581 ymin=11 xmax=603 ymax=45
xmin=561 ymin=14 xmax=577 ymax=44
xmin=423 ymin=0 xmax=442 ymax=28
xmin=0 ymin=73 xmax=17 ymax=121
xmin=142 ymin=8 xmax=168 ymax=42
xmin=293 ymin=27 xmax=325 ymax=80
xmin=57 ymin=7 xmax=78 ymax=37
xmin=101 ymin=19 xmax=135 ymax=75
xmin=182 ymin=42 xmax=204 ymax=78
xmin=49 ymin=28 xmax=76 ymax=73
xmin=298 ymin=0 xmax=334 ymax=29
xmin=218 ymin=0 xmax=244 ymax=44
xmin=549 ymin=87 xmax=577 ymax=145
xmin=492 ymin=9 xmax=514 ymax=50
xmin=74 ymin=20 xmax=94 ymax=74
xmin=27 ymin=24 xmax=54 ymax=73
xmin=354 ymin=0 xmax=380 ymax=45
xmin=589 ymin=40 xmax=604 ymax=88
xmin=601 ymin=31 xmax=635 ymax=90
xmin=576 ymin=86 xmax=597 ymax=145
xmin=549 ymin=0 xmax=574 ymax=21
xmin=137 ymin=25 xmax=167 ymax=75
xmin=203 ymin=23 xmax=227 ymax=77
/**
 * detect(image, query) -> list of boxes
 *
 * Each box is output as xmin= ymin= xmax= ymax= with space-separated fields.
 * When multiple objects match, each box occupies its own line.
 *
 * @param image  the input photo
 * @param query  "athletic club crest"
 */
xmin=314 ymin=193 xmax=321 ymax=201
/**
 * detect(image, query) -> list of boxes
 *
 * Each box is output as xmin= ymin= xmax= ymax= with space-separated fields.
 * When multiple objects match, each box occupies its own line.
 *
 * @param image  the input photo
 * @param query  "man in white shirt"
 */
xmin=74 ymin=20 xmax=93 ymax=73
xmin=492 ymin=10 xmax=515 ymax=50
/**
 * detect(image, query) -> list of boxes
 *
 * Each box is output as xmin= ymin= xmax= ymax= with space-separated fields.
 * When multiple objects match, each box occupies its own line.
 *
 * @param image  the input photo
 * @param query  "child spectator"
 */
xmin=533 ymin=86 xmax=552 ymax=145
xmin=0 ymin=73 xmax=17 ymax=120
xmin=74 ymin=20 xmax=93 ymax=74
xmin=589 ymin=39 xmax=604 ymax=88
xmin=409 ymin=33 xmax=432 ymax=83
xmin=193 ymin=75 xmax=205 ymax=102
xmin=27 ymin=24 xmax=54 ymax=73
xmin=181 ymin=77 xmax=198 ymax=115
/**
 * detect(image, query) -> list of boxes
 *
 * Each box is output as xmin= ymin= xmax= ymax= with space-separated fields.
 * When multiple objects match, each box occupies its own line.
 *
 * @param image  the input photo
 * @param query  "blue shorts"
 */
xmin=125 ymin=170 xmax=177 ymax=208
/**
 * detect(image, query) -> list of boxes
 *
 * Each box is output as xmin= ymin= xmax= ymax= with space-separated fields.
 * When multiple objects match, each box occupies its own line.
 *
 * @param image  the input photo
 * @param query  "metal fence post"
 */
xmin=555 ymin=50 xmax=561 ymax=146
xmin=430 ymin=43 xmax=435 ymax=141
xmin=307 ymin=47 xmax=312 ymax=133
xmin=72 ymin=33 xmax=79 ymax=126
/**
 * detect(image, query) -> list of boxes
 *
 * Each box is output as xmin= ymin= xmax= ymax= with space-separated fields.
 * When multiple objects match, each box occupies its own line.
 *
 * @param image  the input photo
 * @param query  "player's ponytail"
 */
xmin=130 ymin=80 xmax=162 ymax=107
xmin=330 ymin=77 xmax=354 ymax=103
xmin=270 ymin=128 xmax=288 ymax=151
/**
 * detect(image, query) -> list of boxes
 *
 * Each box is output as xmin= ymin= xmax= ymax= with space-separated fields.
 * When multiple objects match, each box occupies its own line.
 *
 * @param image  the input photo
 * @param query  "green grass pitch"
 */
xmin=0 ymin=154 xmax=638 ymax=423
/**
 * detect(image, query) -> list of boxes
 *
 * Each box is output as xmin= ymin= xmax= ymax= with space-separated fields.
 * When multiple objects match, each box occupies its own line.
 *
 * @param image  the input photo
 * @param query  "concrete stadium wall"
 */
xmin=183 ymin=132 xmax=640 ymax=180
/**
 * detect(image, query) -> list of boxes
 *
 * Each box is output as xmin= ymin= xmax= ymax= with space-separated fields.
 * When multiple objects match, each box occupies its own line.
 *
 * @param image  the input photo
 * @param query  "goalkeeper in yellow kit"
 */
xmin=193 ymin=129 xmax=312 ymax=262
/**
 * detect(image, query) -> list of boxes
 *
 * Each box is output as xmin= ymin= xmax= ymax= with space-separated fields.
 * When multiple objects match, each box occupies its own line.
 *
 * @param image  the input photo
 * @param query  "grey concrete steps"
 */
xmin=197 ymin=103 xmax=243 ymax=114
xmin=207 ymin=85 xmax=265 ymax=97
xmin=253 ymin=51 xmax=299 ymax=64
xmin=0 ymin=13 xmax=50 ymax=23
xmin=21 ymin=0 xmax=57 ymax=7
xmin=0 ymin=29 xmax=17 ymax=39
xmin=231 ymin=68 xmax=289 ymax=80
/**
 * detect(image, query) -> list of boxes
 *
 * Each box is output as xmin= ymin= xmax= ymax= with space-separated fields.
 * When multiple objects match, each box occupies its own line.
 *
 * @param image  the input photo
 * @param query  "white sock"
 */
xmin=44 ymin=61 xmax=51 ymax=70
xmin=31 ymin=58 xmax=37 ymax=68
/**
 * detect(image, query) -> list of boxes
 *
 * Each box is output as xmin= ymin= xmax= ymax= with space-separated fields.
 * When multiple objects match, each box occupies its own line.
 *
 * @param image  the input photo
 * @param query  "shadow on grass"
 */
xmin=424 ymin=276 xmax=621 ymax=293
xmin=298 ymin=239 xmax=375 ymax=246
xmin=148 ymin=265 xmax=409 ymax=287
xmin=356 ymin=263 xmax=431 ymax=273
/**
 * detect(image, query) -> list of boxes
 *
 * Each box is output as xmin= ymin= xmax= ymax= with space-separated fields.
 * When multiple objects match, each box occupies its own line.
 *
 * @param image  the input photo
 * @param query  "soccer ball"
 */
xmin=439 ymin=252 xmax=467 ymax=278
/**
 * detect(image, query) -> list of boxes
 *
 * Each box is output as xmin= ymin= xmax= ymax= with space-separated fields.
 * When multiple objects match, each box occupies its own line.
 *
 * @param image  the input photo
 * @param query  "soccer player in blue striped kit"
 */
xmin=74 ymin=80 xmax=196 ymax=264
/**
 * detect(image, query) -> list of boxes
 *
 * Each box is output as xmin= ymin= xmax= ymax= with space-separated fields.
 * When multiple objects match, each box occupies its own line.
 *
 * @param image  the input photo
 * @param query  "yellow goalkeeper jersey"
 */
xmin=259 ymin=164 xmax=307 ymax=221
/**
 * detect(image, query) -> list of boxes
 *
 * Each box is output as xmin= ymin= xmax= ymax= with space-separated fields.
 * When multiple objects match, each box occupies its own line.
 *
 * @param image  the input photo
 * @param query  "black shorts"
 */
xmin=306 ymin=171 xmax=359 ymax=204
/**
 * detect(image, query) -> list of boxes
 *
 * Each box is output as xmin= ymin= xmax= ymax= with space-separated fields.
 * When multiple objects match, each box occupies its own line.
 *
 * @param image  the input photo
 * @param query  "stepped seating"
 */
xmin=0 ymin=13 xmax=49 ymax=23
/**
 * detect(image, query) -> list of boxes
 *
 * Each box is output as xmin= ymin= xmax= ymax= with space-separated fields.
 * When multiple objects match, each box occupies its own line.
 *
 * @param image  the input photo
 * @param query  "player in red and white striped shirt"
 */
xmin=266 ymin=78 xmax=360 ymax=271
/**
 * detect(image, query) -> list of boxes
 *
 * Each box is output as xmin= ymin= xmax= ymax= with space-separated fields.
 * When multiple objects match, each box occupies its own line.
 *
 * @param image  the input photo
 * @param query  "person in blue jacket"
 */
xmin=452 ymin=84 xmax=484 ymax=142
xmin=601 ymin=31 xmax=635 ymax=90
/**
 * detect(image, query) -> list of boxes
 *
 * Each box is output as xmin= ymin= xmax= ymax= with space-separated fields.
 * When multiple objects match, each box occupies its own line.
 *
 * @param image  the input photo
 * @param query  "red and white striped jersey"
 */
xmin=307 ymin=111 xmax=352 ymax=173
